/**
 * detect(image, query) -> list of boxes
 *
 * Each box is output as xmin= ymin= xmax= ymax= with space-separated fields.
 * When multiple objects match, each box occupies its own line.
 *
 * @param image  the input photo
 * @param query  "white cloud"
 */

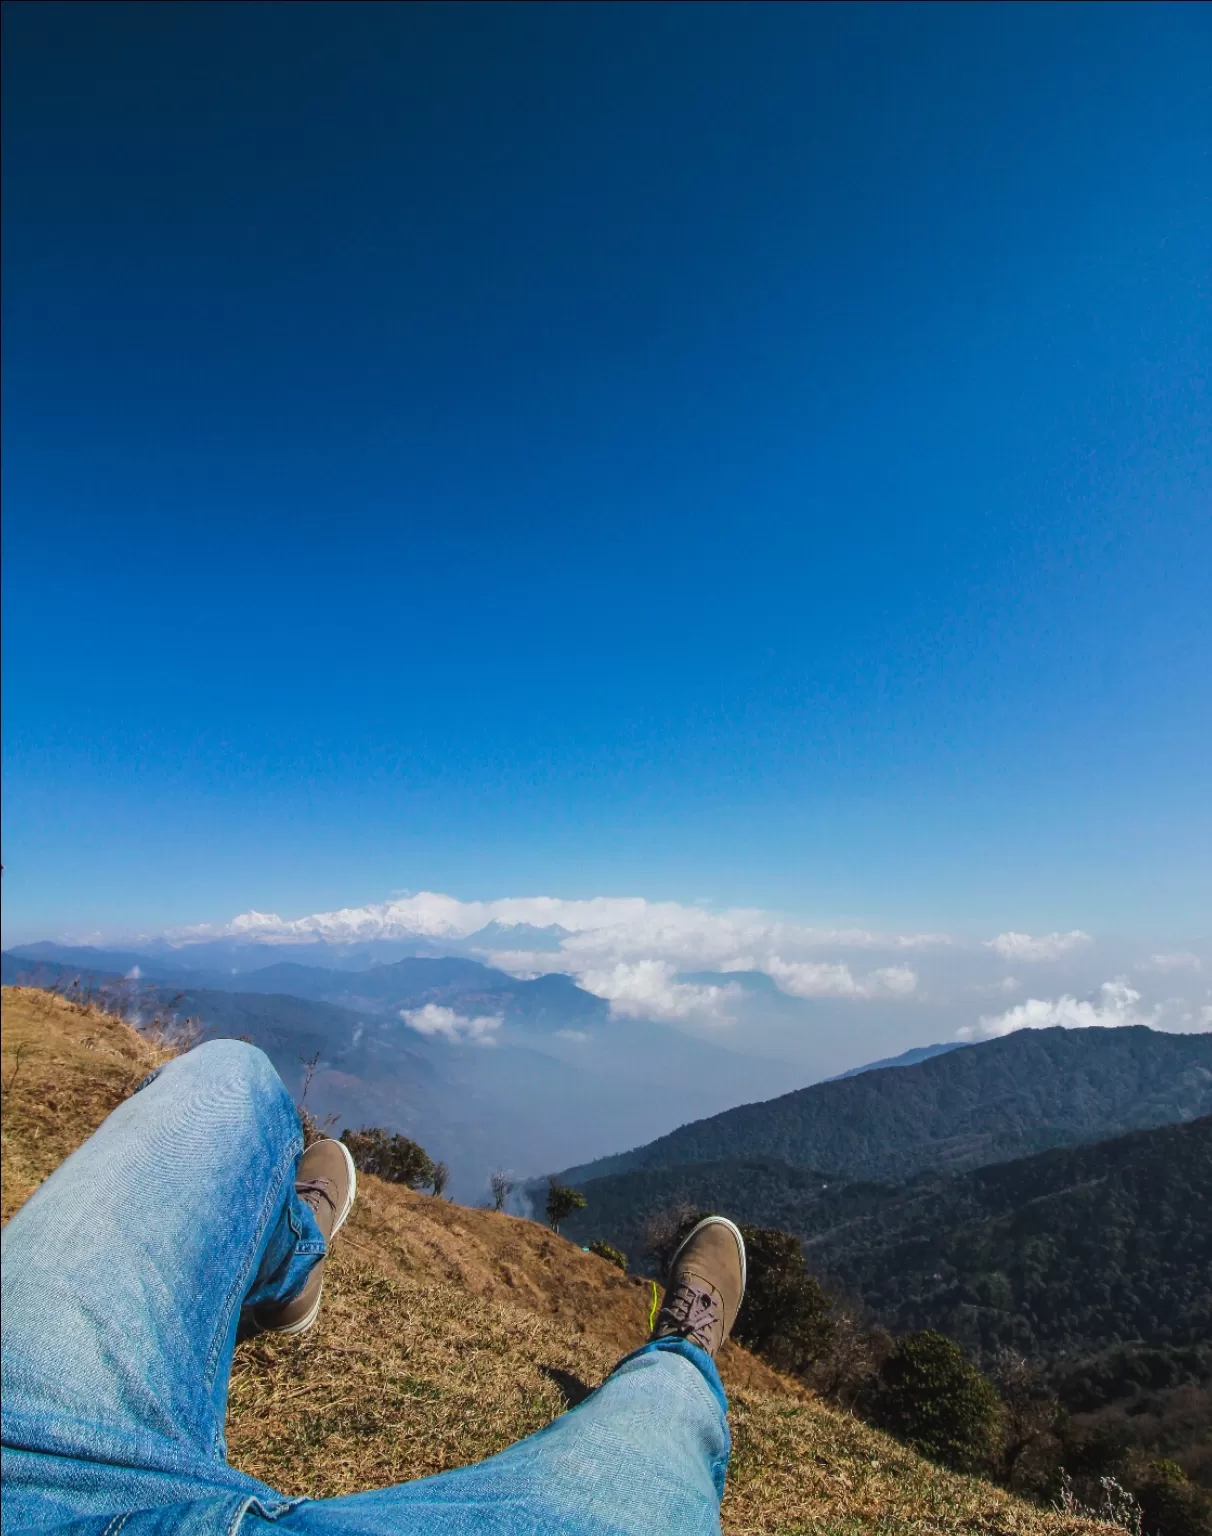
xmin=984 ymin=930 xmax=1093 ymax=962
xmin=763 ymin=959 xmax=864 ymax=998
xmin=1141 ymin=952 xmax=1203 ymax=974
xmin=764 ymin=959 xmax=919 ymax=999
xmin=164 ymin=891 xmax=951 ymax=1021
xmin=173 ymin=891 xmax=951 ymax=960
xmin=400 ymin=1004 xmax=502 ymax=1045
xmin=960 ymin=977 xmax=1156 ymax=1041
xmin=576 ymin=961 xmax=743 ymax=1023
xmin=870 ymin=965 xmax=919 ymax=996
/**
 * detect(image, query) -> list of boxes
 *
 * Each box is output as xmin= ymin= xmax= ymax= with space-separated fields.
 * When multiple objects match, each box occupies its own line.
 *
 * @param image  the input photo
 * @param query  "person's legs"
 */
xmin=4 ymin=1046 xmax=741 ymax=1536
xmin=1 ymin=1040 xmax=324 ymax=1530
xmin=245 ymin=1216 xmax=745 ymax=1536
xmin=263 ymin=1337 xmax=729 ymax=1536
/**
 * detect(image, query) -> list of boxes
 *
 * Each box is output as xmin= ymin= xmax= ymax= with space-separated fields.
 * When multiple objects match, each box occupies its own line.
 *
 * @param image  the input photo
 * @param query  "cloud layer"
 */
xmin=165 ymin=892 xmax=1207 ymax=1039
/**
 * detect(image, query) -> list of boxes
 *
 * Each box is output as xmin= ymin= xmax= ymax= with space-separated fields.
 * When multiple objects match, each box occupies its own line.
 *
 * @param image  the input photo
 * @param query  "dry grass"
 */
xmin=1 ymin=985 xmax=176 ymax=1220
xmin=2 ymin=986 xmax=1119 ymax=1536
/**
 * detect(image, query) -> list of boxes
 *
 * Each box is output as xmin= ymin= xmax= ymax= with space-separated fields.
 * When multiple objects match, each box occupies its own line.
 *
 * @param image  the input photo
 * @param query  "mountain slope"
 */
xmin=829 ymin=1041 xmax=966 ymax=1079
xmin=557 ymin=1025 xmax=1212 ymax=1186
xmin=563 ymin=1117 xmax=1212 ymax=1368
xmin=1 ymin=987 xmax=1116 ymax=1536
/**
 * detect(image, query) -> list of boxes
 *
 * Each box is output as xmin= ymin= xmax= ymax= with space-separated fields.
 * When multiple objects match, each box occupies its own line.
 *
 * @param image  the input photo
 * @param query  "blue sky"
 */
xmin=3 ymin=1 xmax=1209 ymax=946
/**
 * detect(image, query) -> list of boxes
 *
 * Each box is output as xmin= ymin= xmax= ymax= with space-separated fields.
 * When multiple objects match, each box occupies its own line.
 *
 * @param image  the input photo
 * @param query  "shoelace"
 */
xmin=655 ymin=1280 xmax=721 ymax=1351
xmin=296 ymin=1177 xmax=338 ymax=1225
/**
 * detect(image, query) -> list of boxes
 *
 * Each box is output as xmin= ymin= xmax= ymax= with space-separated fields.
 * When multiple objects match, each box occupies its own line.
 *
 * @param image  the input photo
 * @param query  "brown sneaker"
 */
xmin=250 ymin=1138 xmax=357 ymax=1336
xmin=651 ymin=1216 xmax=746 ymax=1359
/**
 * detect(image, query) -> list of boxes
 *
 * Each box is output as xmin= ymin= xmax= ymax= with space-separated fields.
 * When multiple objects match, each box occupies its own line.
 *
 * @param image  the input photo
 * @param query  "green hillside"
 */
xmin=564 ymin=1116 xmax=1212 ymax=1368
xmin=558 ymin=1026 xmax=1212 ymax=1186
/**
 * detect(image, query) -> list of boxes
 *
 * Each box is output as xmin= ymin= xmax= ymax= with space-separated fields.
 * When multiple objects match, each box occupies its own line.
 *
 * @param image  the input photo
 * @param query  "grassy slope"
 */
xmin=1 ymin=988 xmax=1116 ymax=1536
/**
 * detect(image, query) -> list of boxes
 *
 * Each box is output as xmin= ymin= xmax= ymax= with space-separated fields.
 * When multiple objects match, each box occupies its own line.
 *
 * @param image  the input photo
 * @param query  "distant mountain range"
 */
xmin=1 ymin=949 xmax=796 ymax=1199
xmin=4 ymin=926 xmax=572 ymax=975
xmin=827 ymin=1040 xmax=966 ymax=1079
xmin=555 ymin=1024 xmax=1212 ymax=1187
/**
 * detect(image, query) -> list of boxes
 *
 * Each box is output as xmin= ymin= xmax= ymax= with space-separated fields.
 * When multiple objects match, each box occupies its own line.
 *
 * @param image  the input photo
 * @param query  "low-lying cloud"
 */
xmin=961 ymin=978 xmax=1154 ymax=1040
xmin=985 ymin=930 xmax=1093 ymax=962
xmin=400 ymin=1003 xmax=502 ymax=1045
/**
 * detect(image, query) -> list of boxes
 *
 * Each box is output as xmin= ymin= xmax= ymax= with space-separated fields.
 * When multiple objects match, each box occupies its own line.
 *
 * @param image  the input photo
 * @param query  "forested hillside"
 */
xmin=565 ymin=1115 xmax=1212 ymax=1369
xmin=558 ymin=1026 xmax=1212 ymax=1186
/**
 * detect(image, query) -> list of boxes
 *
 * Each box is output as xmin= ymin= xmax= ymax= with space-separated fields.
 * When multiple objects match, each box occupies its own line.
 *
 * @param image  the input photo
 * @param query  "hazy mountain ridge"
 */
xmin=0 ymin=953 xmax=795 ymax=1200
xmin=556 ymin=1025 xmax=1212 ymax=1187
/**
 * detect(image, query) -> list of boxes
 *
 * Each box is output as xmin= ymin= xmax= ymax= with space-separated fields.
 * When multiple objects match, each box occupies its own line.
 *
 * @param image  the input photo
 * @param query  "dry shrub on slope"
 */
xmin=1 ymin=986 xmax=1119 ymax=1536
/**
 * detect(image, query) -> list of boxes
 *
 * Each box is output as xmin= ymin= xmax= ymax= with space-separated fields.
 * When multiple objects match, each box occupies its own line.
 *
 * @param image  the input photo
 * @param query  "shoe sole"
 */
xmin=252 ymin=1140 xmax=359 ymax=1337
xmin=668 ymin=1214 xmax=747 ymax=1303
xmin=323 ymin=1137 xmax=358 ymax=1239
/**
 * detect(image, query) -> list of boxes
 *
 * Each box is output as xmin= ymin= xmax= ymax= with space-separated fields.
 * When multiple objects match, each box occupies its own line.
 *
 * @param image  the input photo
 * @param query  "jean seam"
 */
xmin=228 ymin=1498 xmax=255 ymax=1536
xmin=202 ymin=1127 xmax=303 ymax=1403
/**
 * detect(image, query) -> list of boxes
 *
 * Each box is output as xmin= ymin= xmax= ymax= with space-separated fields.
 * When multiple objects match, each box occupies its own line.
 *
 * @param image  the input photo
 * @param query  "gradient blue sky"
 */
xmin=3 ymin=1 xmax=1209 ymax=946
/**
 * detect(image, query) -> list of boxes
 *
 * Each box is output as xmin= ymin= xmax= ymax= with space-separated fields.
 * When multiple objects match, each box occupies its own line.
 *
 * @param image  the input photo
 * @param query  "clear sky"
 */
xmin=2 ymin=1 xmax=1209 ymax=945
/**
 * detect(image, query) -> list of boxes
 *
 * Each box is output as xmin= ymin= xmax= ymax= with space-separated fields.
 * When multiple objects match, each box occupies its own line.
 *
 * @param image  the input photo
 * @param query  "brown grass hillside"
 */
xmin=2 ymin=986 xmax=1120 ymax=1536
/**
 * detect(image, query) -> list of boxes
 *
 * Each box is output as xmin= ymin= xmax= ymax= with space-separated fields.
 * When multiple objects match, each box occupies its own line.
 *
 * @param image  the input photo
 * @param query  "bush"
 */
xmin=588 ymin=1239 xmax=627 ymax=1271
xmin=733 ymin=1224 xmax=837 ymax=1377
xmin=871 ymin=1330 xmax=1003 ymax=1473
xmin=1136 ymin=1463 xmax=1212 ymax=1536
xmin=342 ymin=1126 xmax=435 ymax=1189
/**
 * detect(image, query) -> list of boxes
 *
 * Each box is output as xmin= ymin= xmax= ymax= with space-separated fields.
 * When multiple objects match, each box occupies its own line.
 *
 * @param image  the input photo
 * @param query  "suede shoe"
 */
xmin=651 ymin=1216 xmax=746 ymax=1359
xmin=250 ymin=1138 xmax=357 ymax=1336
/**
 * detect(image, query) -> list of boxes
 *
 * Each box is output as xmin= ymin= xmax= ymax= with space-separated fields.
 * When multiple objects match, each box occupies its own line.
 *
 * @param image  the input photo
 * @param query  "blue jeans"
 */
xmin=1 ymin=1041 xmax=731 ymax=1535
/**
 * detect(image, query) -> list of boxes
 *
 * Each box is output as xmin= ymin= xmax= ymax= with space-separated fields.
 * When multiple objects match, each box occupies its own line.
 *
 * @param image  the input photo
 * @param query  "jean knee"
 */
xmin=170 ymin=1038 xmax=294 ymax=1119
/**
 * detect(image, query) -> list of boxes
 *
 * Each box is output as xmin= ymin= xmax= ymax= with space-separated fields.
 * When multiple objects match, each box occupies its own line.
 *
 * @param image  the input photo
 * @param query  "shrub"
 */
xmin=588 ymin=1239 xmax=627 ymax=1271
xmin=733 ymin=1224 xmax=837 ymax=1377
xmin=1136 ymin=1463 xmax=1212 ymax=1536
xmin=871 ymin=1329 xmax=1003 ymax=1473
xmin=341 ymin=1126 xmax=435 ymax=1189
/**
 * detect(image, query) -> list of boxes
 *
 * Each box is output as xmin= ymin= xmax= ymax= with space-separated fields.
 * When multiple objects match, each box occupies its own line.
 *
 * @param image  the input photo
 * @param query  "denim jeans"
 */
xmin=1 ymin=1040 xmax=731 ymax=1535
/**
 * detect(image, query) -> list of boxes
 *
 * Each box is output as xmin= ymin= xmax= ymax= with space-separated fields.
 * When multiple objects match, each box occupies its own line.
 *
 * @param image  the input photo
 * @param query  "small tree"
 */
xmin=490 ymin=1170 xmax=514 ymax=1211
xmin=546 ymin=1181 xmax=587 ymax=1233
xmin=588 ymin=1239 xmax=627 ymax=1271
xmin=642 ymin=1204 xmax=708 ymax=1273
xmin=341 ymin=1126 xmax=435 ymax=1189
xmin=429 ymin=1160 xmax=451 ymax=1198
xmin=993 ymin=1348 xmax=1063 ymax=1495
xmin=871 ymin=1330 xmax=1002 ymax=1473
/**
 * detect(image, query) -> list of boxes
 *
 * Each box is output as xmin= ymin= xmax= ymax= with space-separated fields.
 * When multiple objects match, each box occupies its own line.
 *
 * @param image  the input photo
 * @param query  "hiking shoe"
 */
xmin=651 ymin=1216 xmax=746 ymax=1359
xmin=249 ymin=1138 xmax=357 ymax=1336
